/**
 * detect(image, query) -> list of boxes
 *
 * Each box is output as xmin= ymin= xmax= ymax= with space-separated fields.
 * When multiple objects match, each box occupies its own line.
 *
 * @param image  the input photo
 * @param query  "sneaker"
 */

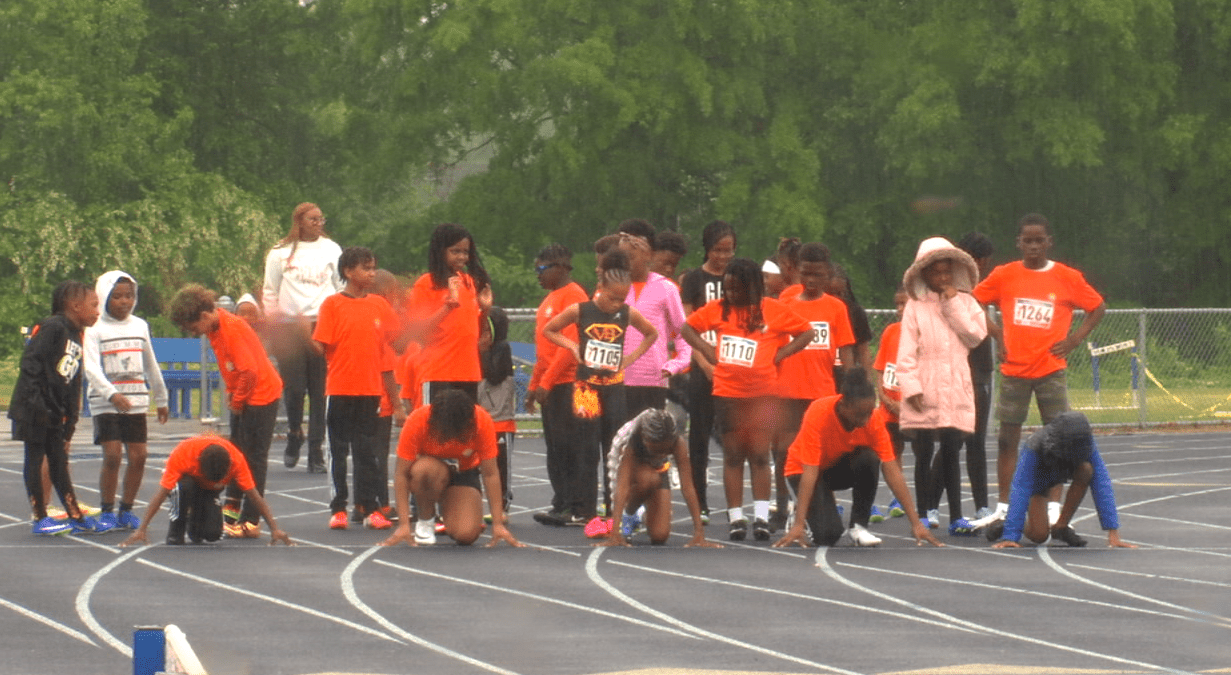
xmin=752 ymin=518 xmax=772 ymax=541
xmin=434 ymin=516 xmax=447 ymax=534
xmin=379 ymin=505 xmax=399 ymax=524
xmin=869 ymin=505 xmax=886 ymax=524
xmin=699 ymin=509 xmax=710 ymax=526
xmin=968 ymin=508 xmax=1003 ymax=530
xmin=847 ymin=523 xmax=882 ymax=547
xmin=533 ymin=509 xmax=566 ymax=526
xmin=78 ymin=502 xmax=102 ymax=517
xmin=585 ymin=517 xmax=613 ymax=539
xmin=1047 ymin=501 xmax=1062 ymax=527
xmin=240 ymin=522 xmax=262 ymax=539
xmin=949 ymin=518 xmax=976 ymax=536
xmin=728 ymin=519 xmax=748 ymax=541
xmin=984 ymin=520 xmax=1005 ymax=542
xmin=223 ymin=522 xmax=244 ymax=538
xmin=768 ymin=509 xmax=789 ymax=532
xmin=46 ymin=506 xmax=68 ymax=520
xmin=284 ymin=433 xmax=302 ymax=468
xmin=117 ymin=510 xmax=141 ymax=530
xmin=888 ymin=498 xmax=905 ymax=518
xmin=974 ymin=506 xmax=994 ymax=521
xmin=365 ymin=510 xmax=393 ymax=530
xmin=70 ymin=515 xmax=110 ymax=535
xmin=1052 ymin=525 xmax=1088 ymax=547
xmin=596 ymin=504 xmax=608 ymax=518
xmin=97 ymin=512 xmax=119 ymax=533
xmin=837 ymin=504 xmax=845 ymax=516
xmin=165 ymin=531 xmax=186 ymax=546
xmin=32 ymin=516 xmax=71 ymax=536
xmin=620 ymin=512 xmax=640 ymax=537
xmin=328 ymin=511 xmax=349 ymax=530
xmin=926 ymin=508 xmax=940 ymax=529
xmin=414 ymin=518 xmax=437 ymax=545
xmin=307 ymin=460 xmax=327 ymax=474
xmin=562 ymin=511 xmax=589 ymax=527
xmin=351 ymin=507 xmax=365 ymax=523
xmin=222 ymin=504 xmax=241 ymax=523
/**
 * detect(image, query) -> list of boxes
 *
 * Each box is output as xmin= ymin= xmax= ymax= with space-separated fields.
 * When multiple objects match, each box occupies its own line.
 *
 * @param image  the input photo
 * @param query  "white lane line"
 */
xmin=1068 ymin=563 xmax=1231 ymax=589
xmin=0 ymin=595 xmax=97 ymax=646
xmin=1104 ymin=453 xmax=1231 ymax=468
xmin=1126 ymin=512 xmax=1231 ymax=531
xmin=341 ymin=547 xmax=520 ymax=675
xmin=815 ymin=548 xmax=1195 ymax=675
xmin=587 ymin=548 xmax=865 ymax=675
xmin=76 ymin=546 xmax=146 ymax=656
xmin=373 ymin=559 xmax=699 ymax=639
xmin=606 ymin=558 xmax=981 ymax=634
xmin=136 ymin=557 xmax=402 ymax=644
xmin=832 ymin=560 xmax=1209 ymax=626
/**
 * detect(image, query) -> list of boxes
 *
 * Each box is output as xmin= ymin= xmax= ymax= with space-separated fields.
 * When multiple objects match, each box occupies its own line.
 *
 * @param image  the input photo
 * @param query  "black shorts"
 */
xmin=448 ymin=465 xmax=482 ymax=491
xmin=94 ymin=413 xmax=148 ymax=445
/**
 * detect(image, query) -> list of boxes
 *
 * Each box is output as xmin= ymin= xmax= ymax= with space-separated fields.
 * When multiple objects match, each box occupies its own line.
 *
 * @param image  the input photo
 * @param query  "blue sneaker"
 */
xmin=888 ymin=498 xmax=905 ymax=518
xmin=69 ymin=515 xmax=111 ymax=535
xmin=621 ymin=512 xmax=640 ymax=537
xmin=97 ymin=512 xmax=119 ymax=532
xmin=949 ymin=518 xmax=976 ymax=536
xmin=925 ymin=508 xmax=940 ymax=529
xmin=117 ymin=510 xmax=141 ymax=530
xmin=32 ymin=516 xmax=72 ymax=536
xmin=869 ymin=505 xmax=886 ymax=523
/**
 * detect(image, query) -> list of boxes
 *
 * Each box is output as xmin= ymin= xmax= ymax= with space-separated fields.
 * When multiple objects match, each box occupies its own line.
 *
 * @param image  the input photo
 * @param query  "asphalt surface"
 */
xmin=1 ymin=419 xmax=1229 ymax=675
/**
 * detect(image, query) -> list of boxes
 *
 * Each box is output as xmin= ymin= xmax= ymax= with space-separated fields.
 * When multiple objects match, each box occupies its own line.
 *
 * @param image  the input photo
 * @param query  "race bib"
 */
xmin=583 ymin=339 xmax=622 ymax=372
xmin=1013 ymin=297 xmax=1054 ymax=329
xmin=700 ymin=329 xmax=718 ymax=347
xmin=718 ymin=335 xmax=757 ymax=367
xmin=805 ymin=321 xmax=831 ymax=351
xmin=881 ymin=363 xmax=899 ymax=391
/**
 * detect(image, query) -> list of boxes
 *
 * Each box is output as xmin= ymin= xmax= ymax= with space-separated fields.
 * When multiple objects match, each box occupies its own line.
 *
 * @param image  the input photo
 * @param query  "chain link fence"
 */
xmin=505 ymin=307 xmax=1231 ymax=430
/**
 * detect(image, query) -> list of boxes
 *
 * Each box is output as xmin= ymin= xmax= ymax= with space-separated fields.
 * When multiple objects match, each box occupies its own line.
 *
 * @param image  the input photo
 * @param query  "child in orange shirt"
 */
xmin=170 ymin=284 xmax=283 ymax=539
xmin=871 ymin=286 xmax=909 ymax=522
xmin=682 ymin=258 xmax=814 ymax=541
xmin=311 ymin=247 xmax=405 ymax=531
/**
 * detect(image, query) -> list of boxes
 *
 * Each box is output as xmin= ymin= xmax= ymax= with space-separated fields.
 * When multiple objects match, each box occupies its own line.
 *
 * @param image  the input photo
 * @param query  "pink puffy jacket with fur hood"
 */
xmin=896 ymin=237 xmax=987 ymax=433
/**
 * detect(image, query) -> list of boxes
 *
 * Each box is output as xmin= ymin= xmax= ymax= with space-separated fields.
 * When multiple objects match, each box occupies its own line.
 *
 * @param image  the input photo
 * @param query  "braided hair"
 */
xmin=721 ymin=257 xmax=764 ymax=333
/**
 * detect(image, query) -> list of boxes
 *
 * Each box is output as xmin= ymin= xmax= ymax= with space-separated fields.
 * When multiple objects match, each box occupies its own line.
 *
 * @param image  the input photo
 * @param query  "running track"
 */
xmin=1 ymin=426 xmax=1229 ymax=674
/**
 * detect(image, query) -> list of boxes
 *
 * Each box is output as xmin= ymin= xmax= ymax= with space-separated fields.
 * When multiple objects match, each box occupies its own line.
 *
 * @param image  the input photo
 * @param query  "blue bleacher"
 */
xmin=82 ymin=337 xmax=220 ymax=419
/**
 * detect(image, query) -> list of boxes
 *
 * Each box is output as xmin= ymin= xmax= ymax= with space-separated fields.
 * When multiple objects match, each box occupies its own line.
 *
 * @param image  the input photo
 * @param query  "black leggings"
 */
xmin=912 ymin=427 xmax=966 ymax=520
xmin=225 ymin=400 xmax=278 ymax=524
xmin=788 ymin=446 xmax=880 ymax=546
xmin=686 ymin=369 xmax=716 ymax=512
xmin=21 ymin=424 xmax=82 ymax=520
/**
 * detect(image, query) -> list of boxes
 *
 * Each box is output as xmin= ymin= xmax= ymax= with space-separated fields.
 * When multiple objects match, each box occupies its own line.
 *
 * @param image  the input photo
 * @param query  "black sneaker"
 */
xmin=533 ymin=509 xmax=566 ymax=526
xmin=768 ymin=510 xmax=788 ymax=533
xmin=752 ymin=518 xmax=772 ymax=541
xmin=728 ymin=519 xmax=748 ymax=541
xmin=984 ymin=520 xmax=1005 ymax=542
xmin=1052 ymin=525 xmax=1088 ymax=547
xmin=563 ymin=511 xmax=589 ymax=526
xmin=284 ymin=432 xmax=303 ymax=469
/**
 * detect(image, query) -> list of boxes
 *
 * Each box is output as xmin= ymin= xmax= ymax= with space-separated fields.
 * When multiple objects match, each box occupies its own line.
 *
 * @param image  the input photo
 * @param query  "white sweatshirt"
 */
xmin=262 ymin=237 xmax=343 ymax=320
xmin=83 ymin=270 xmax=170 ymax=415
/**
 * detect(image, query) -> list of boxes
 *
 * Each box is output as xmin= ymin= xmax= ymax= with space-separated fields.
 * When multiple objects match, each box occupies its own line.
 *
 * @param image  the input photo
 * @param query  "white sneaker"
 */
xmin=846 ymin=523 xmax=882 ymax=547
xmin=1047 ymin=501 xmax=1061 ymax=526
xmin=414 ymin=518 xmax=437 ymax=545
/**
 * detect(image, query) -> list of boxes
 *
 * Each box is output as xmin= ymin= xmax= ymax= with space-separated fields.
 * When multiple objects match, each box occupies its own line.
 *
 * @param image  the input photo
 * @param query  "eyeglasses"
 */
xmin=307 ymin=216 xmax=326 ymax=225
xmin=535 ymin=263 xmax=559 ymax=275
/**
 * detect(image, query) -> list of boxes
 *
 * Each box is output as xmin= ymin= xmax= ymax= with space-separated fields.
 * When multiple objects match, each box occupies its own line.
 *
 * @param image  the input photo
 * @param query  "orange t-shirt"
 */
xmin=396 ymin=342 xmax=423 ymax=409
xmin=377 ymin=340 xmax=397 ymax=417
xmin=872 ymin=322 xmax=902 ymax=422
xmin=779 ymin=284 xmax=803 ymax=301
xmin=685 ymin=297 xmax=811 ymax=398
xmin=313 ymin=293 xmax=401 ymax=397
xmin=396 ymin=404 xmax=498 ymax=472
xmin=972 ymin=260 xmax=1103 ymax=379
xmin=160 ymin=435 xmax=255 ymax=492
xmin=407 ymin=273 xmax=482 ymax=383
xmin=777 ymin=293 xmax=855 ymax=400
xmin=529 ymin=282 xmax=589 ymax=391
xmin=208 ymin=309 xmax=282 ymax=408
xmin=784 ymin=396 xmax=894 ymax=477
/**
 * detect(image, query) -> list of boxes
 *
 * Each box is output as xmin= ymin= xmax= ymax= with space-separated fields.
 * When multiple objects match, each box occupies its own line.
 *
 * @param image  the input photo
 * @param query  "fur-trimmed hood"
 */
xmin=902 ymin=237 xmax=979 ymax=301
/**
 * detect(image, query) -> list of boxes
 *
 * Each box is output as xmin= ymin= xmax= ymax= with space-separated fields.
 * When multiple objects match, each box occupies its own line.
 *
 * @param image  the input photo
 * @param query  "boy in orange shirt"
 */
xmin=120 ymin=436 xmax=292 ymax=546
xmin=170 ymin=284 xmax=283 ymax=539
xmin=312 ymin=247 xmax=406 ymax=531
xmin=972 ymin=214 xmax=1105 ymax=524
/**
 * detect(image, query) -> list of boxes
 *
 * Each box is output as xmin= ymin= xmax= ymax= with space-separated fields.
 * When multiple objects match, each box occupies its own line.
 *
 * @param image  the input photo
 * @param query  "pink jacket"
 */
xmin=622 ymin=272 xmax=692 ymax=387
xmin=896 ymin=238 xmax=987 ymax=432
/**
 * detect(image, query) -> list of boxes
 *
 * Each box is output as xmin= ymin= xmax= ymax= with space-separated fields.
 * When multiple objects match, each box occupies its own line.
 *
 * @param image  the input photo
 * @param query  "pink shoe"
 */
xmin=584 ymin=517 xmax=613 ymax=539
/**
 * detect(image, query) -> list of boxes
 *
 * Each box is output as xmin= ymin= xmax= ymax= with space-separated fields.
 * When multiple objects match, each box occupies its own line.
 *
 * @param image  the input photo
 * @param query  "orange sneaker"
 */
xmin=364 ymin=510 xmax=393 ymax=530
xmin=223 ymin=522 xmax=244 ymax=539
xmin=329 ymin=511 xmax=349 ymax=530
xmin=240 ymin=522 xmax=262 ymax=539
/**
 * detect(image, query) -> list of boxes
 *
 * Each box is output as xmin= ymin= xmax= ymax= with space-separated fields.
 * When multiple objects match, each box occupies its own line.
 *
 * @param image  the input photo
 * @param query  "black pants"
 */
xmin=913 ymin=427 xmax=966 ymax=520
xmin=496 ymin=430 xmax=514 ymax=508
xmin=375 ymin=414 xmax=393 ymax=508
xmin=571 ymin=382 xmax=626 ymax=517
xmin=225 ymin=400 xmax=278 ymax=524
xmin=327 ymin=395 xmax=381 ymax=515
xmin=541 ymin=382 xmax=575 ymax=512
xmin=965 ymin=382 xmax=992 ymax=511
xmin=686 ymin=369 xmax=716 ymax=512
xmin=168 ymin=477 xmax=223 ymax=543
xmin=276 ymin=331 xmax=327 ymax=463
xmin=20 ymin=424 xmax=81 ymax=520
xmin=788 ymin=446 xmax=880 ymax=546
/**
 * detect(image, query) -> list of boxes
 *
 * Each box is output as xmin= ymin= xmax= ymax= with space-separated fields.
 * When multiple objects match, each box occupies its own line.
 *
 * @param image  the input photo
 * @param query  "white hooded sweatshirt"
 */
xmin=83 ymin=270 xmax=169 ymax=416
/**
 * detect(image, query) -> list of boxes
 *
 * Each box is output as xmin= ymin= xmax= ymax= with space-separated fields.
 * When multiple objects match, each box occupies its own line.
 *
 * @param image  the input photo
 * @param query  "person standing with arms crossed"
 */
xmin=263 ymin=202 xmax=342 ymax=474
xmin=971 ymin=214 xmax=1105 ymax=527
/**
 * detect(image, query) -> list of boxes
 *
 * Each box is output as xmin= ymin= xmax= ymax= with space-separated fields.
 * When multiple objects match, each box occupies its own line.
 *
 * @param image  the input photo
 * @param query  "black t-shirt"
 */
xmin=577 ymin=301 xmax=629 ymax=383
